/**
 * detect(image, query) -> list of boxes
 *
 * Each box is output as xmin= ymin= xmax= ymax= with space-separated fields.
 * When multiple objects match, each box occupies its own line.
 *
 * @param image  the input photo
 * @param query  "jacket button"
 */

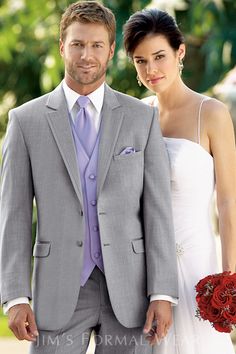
xmin=80 ymin=210 xmax=83 ymax=216
xmin=76 ymin=241 xmax=83 ymax=247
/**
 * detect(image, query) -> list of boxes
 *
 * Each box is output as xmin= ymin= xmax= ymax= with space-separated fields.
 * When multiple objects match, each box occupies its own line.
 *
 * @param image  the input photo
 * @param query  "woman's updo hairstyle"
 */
xmin=123 ymin=8 xmax=184 ymax=58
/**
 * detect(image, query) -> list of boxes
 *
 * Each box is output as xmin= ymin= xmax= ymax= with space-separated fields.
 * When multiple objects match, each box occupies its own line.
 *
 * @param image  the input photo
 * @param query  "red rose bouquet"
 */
xmin=195 ymin=271 xmax=236 ymax=333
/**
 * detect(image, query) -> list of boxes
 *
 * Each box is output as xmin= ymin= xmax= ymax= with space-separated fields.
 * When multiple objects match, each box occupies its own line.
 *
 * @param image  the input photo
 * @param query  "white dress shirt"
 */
xmin=3 ymin=80 xmax=177 ymax=314
xmin=62 ymin=79 xmax=104 ymax=130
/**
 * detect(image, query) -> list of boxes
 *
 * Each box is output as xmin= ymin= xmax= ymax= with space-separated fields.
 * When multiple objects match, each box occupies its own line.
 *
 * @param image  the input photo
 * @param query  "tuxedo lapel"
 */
xmin=97 ymin=85 xmax=124 ymax=197
xmin=46 ymin=84 xmax=83 ymax=206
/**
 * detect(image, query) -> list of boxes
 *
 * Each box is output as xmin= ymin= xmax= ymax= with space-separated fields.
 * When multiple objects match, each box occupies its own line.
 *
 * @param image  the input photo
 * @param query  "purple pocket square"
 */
xmin=120 ymin=147 xmax=136 ymax=155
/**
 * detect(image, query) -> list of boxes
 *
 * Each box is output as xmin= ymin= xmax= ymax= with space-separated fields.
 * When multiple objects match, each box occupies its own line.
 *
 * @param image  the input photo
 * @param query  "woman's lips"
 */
xmin=148 ymin=76 xmax=164 ymax=85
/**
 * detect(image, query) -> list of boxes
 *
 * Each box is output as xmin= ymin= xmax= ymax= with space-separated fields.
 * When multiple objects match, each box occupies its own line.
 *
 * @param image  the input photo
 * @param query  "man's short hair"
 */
xmin=60 ymin=1 xmax=116 ymax=45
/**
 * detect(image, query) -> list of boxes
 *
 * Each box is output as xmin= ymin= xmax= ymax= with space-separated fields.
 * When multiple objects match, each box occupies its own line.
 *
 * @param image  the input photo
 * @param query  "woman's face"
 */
xmin=132 ymin=34 xmax=185 ymax=94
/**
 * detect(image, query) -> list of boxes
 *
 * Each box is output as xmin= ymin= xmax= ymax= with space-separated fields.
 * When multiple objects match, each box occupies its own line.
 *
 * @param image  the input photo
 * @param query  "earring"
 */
xmin=178 ymin=58 xmax=184 ymax=75
xmin=136 ymin=75 xmax=142 ymax=87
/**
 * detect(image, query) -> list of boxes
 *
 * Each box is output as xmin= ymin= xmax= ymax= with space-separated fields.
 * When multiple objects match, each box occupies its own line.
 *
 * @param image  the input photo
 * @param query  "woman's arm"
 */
xmin=206 ymin=99 xmax=236 ymax=273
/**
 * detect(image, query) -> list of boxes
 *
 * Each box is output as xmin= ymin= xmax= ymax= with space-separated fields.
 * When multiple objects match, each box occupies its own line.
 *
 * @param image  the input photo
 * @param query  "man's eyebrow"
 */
xmin=70 ymin=39 xmax=105 ymax=44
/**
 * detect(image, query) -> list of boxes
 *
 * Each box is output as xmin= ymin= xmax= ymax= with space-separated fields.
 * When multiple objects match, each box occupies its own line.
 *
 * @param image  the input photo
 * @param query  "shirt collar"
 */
xmin=62 ymin=80 xmax=105 ymax=114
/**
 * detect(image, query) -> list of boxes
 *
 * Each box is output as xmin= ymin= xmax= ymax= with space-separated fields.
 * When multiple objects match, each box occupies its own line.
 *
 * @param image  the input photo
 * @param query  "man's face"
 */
xmin=60 ymin=21 xmax=115 ymax=94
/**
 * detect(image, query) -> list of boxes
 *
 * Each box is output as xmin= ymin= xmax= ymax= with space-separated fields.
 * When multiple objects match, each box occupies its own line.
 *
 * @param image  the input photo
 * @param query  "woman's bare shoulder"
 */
xmin=201 ymin=96 xmax=234 ymax=138
xmin=202 ymin=96 xmax=231 ymax=124
xmin=202 ymin=96 xmax=228 ymax=114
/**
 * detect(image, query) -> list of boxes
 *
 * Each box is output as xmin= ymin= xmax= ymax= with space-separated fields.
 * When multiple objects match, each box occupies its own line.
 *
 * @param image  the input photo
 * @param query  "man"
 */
xmin=0 ymin=1 xmax=178 ymax=353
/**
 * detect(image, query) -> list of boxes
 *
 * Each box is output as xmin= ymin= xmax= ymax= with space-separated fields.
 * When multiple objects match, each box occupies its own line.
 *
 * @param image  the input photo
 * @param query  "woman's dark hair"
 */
xmin=123 ymin=8 xmax=184 ymax=58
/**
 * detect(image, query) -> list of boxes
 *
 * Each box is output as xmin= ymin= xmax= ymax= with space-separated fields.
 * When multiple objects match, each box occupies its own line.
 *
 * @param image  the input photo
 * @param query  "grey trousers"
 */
xmin=30 ymin=267 xmax=151 ymax=354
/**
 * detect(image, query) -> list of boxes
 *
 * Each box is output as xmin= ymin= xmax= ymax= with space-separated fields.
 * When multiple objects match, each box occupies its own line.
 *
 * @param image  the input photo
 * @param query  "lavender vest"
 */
xmin=70 ymin=115 xmax=104 ymax=286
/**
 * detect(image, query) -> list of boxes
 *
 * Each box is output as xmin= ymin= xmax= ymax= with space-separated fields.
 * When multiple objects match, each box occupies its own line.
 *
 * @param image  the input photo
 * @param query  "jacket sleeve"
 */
xmin=0 ymin=110 xmax=34 ymax=304
xmin=143 ymin=107 xmax=178 ymax=299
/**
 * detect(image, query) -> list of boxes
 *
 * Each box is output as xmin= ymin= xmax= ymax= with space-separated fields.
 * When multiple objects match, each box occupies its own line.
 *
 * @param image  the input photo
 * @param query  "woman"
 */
xmin=123 ymin=9 xmax=236 ymax=354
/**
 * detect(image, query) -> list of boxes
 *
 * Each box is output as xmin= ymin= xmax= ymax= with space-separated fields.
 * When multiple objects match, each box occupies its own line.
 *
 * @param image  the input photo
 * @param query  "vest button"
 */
xmin=94 ymin=252 xmax=100 ymax=259
xmin=91 ymin=200 xmax=97 ymax=206
xmin=76 ymin=241 xmax=83 ymax=247
xmin=93 ymin=226 xmax=99 ymax=232
xmin=89 ymin=174 xmax=96 ymax=180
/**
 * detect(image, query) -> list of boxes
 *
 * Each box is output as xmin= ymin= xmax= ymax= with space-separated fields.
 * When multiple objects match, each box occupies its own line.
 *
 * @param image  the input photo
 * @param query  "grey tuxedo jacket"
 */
xmin=0 ymin=83 xmax=178 ymax=331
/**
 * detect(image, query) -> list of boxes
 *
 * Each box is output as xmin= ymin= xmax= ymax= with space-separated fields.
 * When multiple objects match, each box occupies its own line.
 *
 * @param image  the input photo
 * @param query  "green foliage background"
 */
xmin=0 ymin=0 xmax=236 ymax=138
xmin=0 ymin=0 xmax=236 ymax=343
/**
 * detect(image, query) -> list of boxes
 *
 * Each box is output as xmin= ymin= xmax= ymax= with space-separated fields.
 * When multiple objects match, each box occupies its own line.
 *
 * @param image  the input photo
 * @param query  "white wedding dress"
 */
xmin=149 ymin=97 xmax=235 ymax=354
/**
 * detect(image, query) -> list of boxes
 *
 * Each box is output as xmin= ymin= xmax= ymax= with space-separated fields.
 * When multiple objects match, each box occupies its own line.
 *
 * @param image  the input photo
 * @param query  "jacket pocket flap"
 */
xmin=33 ymin=242 xmax=51 ymax=257
xmin=132 ymin=239 xmax=145 ymax=253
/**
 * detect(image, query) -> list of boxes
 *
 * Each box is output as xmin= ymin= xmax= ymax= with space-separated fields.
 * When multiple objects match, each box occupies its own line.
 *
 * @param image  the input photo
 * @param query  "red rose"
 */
xmin=196 ymin=294 xmax=210 ymax=320
xmin=221 ymin=271 xmax=232 ymax=277
xmin=211 ymin=286 xmax=233 ymax=307
xmin=196 ymin=274 xmax=222 ymax=295
xmin=195 ymin=272 xmax=236 ymax=333
xmin=197 ymin=293 xmax=211 ymax=307
xmin=205 ymin=304 xmax=223 ymax=322
xmin=213 ymin=322 xmax=232 ymax=333
xmin=196 ymin=275 xmax=213 ymax=293
xmin=223 ymin=304 xmax=236 ymax=322
xmin=222 ymin=275 xmax=236 ymax=291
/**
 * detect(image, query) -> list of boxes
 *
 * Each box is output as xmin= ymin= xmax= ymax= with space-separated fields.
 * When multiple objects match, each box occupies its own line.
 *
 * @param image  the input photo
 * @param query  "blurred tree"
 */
xmin=174 ymin=0 xmax=236 ymax=92
xmin=0 ymin=0 xmax=65 ymax=137
xmin=0 ymin=0 xmax=149 ymax=137
xmin=0 ymin=0 xmax=236 ymax=138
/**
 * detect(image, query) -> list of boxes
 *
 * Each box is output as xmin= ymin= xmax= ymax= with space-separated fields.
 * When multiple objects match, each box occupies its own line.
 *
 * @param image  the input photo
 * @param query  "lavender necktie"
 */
xmin=75 ymin=96 xmax=97 ymax=156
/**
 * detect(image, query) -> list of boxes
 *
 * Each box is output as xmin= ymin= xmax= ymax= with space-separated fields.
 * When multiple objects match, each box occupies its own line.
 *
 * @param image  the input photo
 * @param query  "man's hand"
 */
xmin=143 ymin=300 xmax=172 ymax=346
xmin=8 ymin=304 xmax=39 ymax=342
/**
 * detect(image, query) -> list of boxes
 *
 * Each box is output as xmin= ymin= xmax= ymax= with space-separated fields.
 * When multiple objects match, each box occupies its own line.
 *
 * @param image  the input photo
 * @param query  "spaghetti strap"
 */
xmin=197 ymin=97 xmax=210 ymax=145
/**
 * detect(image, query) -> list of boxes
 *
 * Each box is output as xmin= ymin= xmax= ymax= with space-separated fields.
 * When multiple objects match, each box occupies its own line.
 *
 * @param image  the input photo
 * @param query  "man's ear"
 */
xmin=109 ymin=41 xmax=116 ymax=60
xmin=59 ymin=38 xmax=64 ymax=57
